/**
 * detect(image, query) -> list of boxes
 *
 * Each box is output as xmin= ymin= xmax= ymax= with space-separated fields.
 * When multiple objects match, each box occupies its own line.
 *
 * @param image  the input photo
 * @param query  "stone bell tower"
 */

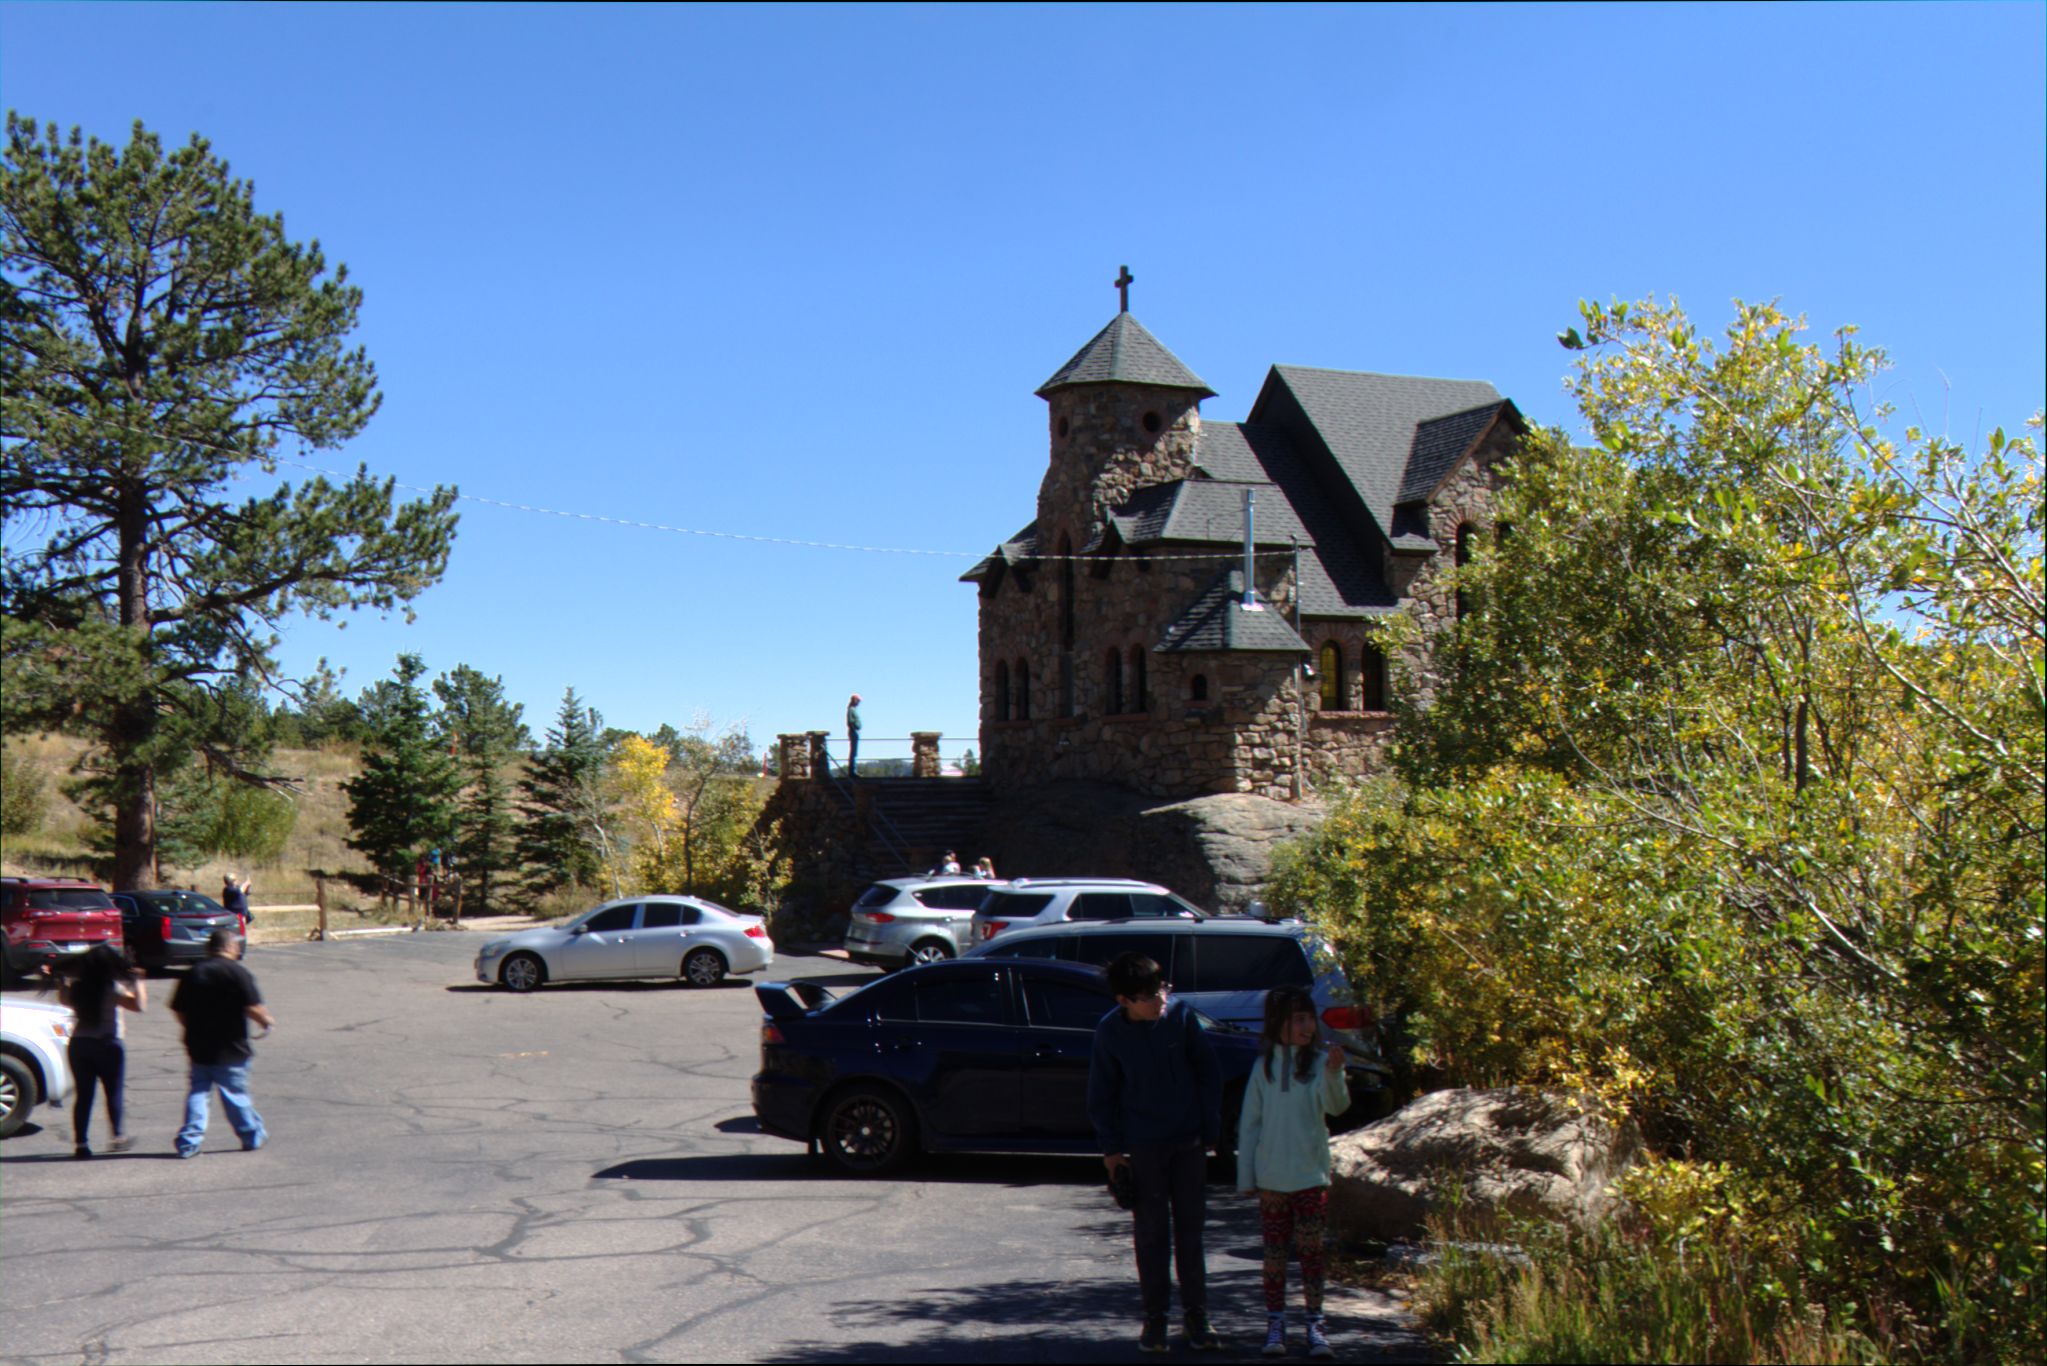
xmin=1033 ymin=266 xmax=1216 ymax=549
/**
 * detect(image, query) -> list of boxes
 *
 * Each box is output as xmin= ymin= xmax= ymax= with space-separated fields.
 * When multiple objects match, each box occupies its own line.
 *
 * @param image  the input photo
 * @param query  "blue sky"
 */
xmin=3 ymin=2 xmax=2041 ymax=761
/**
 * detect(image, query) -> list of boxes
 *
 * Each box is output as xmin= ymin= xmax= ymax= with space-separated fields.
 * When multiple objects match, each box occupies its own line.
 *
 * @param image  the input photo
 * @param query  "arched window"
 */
xmin=1190 ymin=673 xmax=1209 ymax=703
xmin=994 ymin=660 xmax=1011 ymax=722
xmin=1105 ymin=648 xmax=1124 ymax=715
xmin=1361 ymin=640 xmax=1388 ymax=711
xmin=1015 ymin=659 xmax=1031 ymax=720
xmin=1318 ymin=641 xmax=1344 ymax=710
xmin=1059 ymin=533 xmax=1076 ymax=649
xmin=1455 ymin=522 xmax=1476 ymax=619
xmin=1129 ymin=646 xmax=1147 ymax=716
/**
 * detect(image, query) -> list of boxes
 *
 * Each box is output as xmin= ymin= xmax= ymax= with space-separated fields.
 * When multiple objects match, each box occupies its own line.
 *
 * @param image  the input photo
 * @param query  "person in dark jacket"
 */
xmin=169 ymin=930 xmax=273 ymax=1158
xmin=1088 ymin=951 xmax=1224 ymax=1354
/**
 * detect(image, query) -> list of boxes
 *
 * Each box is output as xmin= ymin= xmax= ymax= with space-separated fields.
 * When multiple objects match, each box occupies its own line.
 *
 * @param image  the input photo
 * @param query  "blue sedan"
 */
xmin=751 ymin=958 xmax=1381 ymax=1174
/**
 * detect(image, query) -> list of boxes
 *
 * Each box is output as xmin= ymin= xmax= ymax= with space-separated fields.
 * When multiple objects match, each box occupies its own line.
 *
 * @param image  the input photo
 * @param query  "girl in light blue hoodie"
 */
xmin=1236 ymin=987 xmax=1348 ymax=1359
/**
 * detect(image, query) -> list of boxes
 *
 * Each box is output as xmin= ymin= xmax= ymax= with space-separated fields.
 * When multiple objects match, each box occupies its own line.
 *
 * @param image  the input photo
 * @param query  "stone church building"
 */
xmin=964 ymin=299 xmax=1524 ymax=803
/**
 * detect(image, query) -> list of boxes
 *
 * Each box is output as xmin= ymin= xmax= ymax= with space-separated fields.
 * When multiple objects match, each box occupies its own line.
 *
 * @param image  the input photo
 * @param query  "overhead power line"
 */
xmin=4 ymin=400 xmax=1303 ymax=564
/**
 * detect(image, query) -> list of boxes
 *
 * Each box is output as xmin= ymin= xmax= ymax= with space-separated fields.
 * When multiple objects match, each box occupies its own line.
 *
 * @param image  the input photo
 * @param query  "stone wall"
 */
xmin=1039 ymin=382 xmax=1201 ymax=545
xmin=977 ymin=544 xmax=1315 ymax=801
xmin=1389 ymin=426 xmax=1512 ymax=703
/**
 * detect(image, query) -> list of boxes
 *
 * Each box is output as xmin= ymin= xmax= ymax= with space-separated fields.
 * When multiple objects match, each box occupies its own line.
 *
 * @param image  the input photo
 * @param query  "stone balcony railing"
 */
xmin=776 ymin=731 xmax=947 ymax=780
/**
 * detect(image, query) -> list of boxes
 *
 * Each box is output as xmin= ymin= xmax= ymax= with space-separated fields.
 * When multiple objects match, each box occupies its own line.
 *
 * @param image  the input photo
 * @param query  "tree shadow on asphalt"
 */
xmin=591 ymin=1149 xmax=1112 ymax=1187
xmin=442 ymin=977 xmax=761 ymax=994
xmin=771 ymin=1199 xmax=1436 ymax=1363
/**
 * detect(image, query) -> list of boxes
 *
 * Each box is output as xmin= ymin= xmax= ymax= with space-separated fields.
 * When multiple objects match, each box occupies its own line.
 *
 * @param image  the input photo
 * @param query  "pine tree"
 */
xmin=2 ymin=117 xmax=457 ymax=888
xmin=515 ymin=689 xmax=608 ymax=899
xmin=433 ymin=664 xmax=529 ymax=913
xmin=343 ymin=654 xmax=459 ymax=893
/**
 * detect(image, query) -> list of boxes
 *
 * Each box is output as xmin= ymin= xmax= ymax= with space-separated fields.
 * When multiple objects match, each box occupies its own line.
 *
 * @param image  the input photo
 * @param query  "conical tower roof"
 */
xmin=1036 ymin=313 xmax=1215 ymax=399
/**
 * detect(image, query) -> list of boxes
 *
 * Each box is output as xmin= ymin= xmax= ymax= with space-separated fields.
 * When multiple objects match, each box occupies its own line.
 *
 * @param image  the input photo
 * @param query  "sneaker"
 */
xmin=1183 ymin=1315 xmax=1222 ymax=1351
xmin=1262 ymin=1314 xmax=1287 ymax=1357
xmin=72 ymin=1144 xmax=92 ymax=1159
xmin=106 ymin=1134 xmax=134 ymax=1154
xmin=1138 ymin=1317 xmax=1169 ymax=1354
xmin=1306 ymin=1315 xmax=1333 ymax=1359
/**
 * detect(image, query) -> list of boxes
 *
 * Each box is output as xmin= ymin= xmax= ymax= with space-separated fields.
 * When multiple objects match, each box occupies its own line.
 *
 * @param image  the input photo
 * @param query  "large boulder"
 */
xmin=982 ymin=781 xmax=1325 ymax=912
xmin=1327 ymin=1088 xmax=1641 ymax=1241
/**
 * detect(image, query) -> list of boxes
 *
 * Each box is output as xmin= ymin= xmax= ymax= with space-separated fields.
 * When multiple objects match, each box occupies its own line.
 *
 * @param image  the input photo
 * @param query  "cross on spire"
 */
xmin=1115 ymin=264 xmax=1134 ymax=312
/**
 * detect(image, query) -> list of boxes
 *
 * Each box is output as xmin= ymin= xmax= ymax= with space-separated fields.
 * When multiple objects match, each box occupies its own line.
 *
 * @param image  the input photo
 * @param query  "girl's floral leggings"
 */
xmin=1258 ymin=1186 xmax=1329 ymax=1313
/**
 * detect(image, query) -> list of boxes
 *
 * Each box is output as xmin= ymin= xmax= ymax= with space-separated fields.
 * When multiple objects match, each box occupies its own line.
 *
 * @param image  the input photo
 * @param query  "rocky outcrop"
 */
xmin=1327 ymin=1088 xmax=1641 ymax=1241
xmin=981 ymin=780 xmax=1325 ymax=912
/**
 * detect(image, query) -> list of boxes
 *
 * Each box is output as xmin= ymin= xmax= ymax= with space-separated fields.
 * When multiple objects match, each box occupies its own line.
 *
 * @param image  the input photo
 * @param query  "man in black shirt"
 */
xmin=170 ymin=930 xmax=274 ymax=1158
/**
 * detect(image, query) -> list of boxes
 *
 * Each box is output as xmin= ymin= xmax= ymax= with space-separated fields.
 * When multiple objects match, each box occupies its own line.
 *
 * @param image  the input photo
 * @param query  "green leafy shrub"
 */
xmin=1276 ymin=299 xmax=2043 ymax=1363
xmin=1 ymin=751 xmax=49 ymax=837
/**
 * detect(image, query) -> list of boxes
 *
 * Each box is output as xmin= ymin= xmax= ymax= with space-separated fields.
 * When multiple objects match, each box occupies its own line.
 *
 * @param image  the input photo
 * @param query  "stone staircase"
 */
xmin=842 ymin=777 xmax=996 ymax=878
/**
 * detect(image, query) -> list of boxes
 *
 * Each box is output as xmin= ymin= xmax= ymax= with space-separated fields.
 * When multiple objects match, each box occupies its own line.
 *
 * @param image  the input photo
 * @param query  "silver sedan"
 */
xmin=475 ymin=896 xmax=773 ymax=992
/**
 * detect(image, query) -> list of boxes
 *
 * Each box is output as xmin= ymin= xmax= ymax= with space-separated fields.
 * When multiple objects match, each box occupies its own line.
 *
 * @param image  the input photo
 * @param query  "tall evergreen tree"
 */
xmin=1 ymin=117 xmax=458 ymax=888
xmin=343 ymin=654 xmax=459 ymax=893
xmin=433 ymin=664 xmax=529 ymax=913
xmin=515 ymin=689 xmax=608 ymax=899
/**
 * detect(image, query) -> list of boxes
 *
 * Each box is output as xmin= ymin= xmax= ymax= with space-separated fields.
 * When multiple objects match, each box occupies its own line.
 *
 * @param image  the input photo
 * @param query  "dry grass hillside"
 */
xmin=2 ymin=733 xmax=420 ymax=934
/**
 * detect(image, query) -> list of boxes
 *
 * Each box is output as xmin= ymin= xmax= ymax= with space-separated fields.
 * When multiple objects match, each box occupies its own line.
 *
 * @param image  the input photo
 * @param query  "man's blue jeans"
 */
xmin=177 ymin=1062 xmax=265 ymax=1156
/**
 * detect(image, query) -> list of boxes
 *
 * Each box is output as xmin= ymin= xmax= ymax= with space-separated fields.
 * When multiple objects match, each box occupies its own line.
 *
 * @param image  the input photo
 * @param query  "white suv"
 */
xmin=1 ymin=994 xmax=75 ymax=1139
xmin=969 ymin=877 xmax=1206 ymax=946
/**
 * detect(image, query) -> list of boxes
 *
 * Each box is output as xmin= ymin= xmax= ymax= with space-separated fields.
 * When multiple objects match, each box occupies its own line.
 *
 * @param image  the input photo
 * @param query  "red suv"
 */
xmin=1 ymin=877 xmax=124 ymax=980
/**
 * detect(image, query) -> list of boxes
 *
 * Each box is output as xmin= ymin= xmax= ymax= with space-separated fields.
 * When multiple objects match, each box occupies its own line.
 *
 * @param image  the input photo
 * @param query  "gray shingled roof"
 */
xmin=1155 ymin=568 xmax=1311 ymax=654
xmin=1398 ymin=402 xmax=1507 ymax=504
xmin=960 ymin=521 xmax=1040 ymax=583
xmin=1261 ymin=367 xmax=1501 ymax=539
xmin=1037 ymin=314 xmax=1215 ymax=398
xmin=1136 ymin=422 xmax=1402 ymax=618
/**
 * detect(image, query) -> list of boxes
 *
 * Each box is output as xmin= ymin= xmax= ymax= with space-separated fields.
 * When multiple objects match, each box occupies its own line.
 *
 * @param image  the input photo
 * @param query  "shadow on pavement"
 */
xmin=444 ymin=977 xmax=757 ymax=995
xmin=769 ymin=1193 xmax=1438 ymax=1363
xmin=591 ymin=1150 xmax=1113 ymax=1188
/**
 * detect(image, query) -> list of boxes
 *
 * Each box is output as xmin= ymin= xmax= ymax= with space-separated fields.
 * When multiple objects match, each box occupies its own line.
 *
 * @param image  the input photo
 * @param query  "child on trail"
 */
xmin=1088 ymin=951 xmax=1224 ymax=1354
xmin=1236 ymin=986 xmax=1349 ymax=1359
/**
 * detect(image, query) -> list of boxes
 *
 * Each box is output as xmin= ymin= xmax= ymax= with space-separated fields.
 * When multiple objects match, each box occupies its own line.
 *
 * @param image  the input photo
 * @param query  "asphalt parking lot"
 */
xmin=0 ymin=933 xmax=1428 ymax=1364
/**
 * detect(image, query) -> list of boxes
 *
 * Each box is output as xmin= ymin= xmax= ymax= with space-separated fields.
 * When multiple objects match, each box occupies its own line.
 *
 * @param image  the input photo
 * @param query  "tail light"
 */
xmin=761 ymin=1023 xmax=784 ymax=1045
xmin=1321 ymin=1005 xmax=1374 ymax=1031
xmin=238 ymin=915 xmax=248 ymax=935
xmin=159 ymin=916 xmax=174 ymax=941
xmin=858 ymin=912 xmax=896 ymax=925
xmin=983 ymin=920 xmax=1009 ymax=938
xmin=744 ymin=924 xmax=766 ymax=939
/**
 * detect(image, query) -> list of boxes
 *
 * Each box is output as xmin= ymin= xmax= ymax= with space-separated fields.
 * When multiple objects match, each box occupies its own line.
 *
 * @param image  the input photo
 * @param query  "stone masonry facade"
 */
xmin=967 ymin=309 xmax=1519 ymax=805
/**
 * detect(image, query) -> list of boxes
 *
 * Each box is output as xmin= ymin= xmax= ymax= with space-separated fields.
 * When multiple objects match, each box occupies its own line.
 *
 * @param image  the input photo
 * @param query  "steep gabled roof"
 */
xmin=1397 ymin=401 xmax=1522 ymax=504
xmin=1155 ymin=569 xmax=1311 ymax=655
xmin=1256 ymin=366 xmax=1501 ymax=539
xmin=1036 ymin=313 xmax=1215 ymax=398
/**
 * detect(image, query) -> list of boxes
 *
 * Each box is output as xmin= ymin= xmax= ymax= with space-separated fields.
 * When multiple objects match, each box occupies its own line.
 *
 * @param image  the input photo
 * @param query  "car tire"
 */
xmin=905 ymin=939 xmax=953 ymax=966
xmin=1 ymin=1052 xmax=39 ymax=1140
xmin=499 ymin=953 xmax=546 ymax=993
xmin=682 ymin=947 xmax=727 ymax=988
xmin=818 ymin=1084 xmax=916 ymax=1175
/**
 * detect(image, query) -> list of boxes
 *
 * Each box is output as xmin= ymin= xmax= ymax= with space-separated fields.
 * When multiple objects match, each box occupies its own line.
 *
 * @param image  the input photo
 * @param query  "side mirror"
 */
xmin=569 ymin=923 xmax=588 ymax=936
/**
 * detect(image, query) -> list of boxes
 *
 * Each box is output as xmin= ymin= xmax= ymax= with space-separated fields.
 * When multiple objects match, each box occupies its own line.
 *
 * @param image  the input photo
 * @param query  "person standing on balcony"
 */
xmin=845 ymin=693 xmax=863 ymax=778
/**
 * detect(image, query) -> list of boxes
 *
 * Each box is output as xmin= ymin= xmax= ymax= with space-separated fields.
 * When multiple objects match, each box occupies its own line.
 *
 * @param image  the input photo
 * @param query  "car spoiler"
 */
xmin=754 ymin=979 xmax=836 ymax=1021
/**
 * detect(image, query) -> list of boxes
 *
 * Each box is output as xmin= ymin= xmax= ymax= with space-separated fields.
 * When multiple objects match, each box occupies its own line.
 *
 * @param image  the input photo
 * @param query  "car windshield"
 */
xmin=24 ymin=889 xmax=114 ymax=910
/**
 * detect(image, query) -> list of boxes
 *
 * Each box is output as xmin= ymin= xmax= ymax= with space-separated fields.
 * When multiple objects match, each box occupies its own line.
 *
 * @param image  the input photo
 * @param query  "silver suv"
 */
xmin=842 ymin=877 xmax=1008 ymax=968
xmin=968 ymin=877 xmax=1206 ymax=947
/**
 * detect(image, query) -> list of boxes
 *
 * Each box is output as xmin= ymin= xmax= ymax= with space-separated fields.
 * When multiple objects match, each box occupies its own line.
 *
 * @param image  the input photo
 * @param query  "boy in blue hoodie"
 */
xmin=1088 ymin=951 xmax=1224 ymax=1354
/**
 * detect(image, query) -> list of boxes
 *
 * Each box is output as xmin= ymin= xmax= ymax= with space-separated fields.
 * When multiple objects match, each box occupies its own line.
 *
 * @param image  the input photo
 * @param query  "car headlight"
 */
xmin=479 ymin=940 xmax=509 ymax=957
